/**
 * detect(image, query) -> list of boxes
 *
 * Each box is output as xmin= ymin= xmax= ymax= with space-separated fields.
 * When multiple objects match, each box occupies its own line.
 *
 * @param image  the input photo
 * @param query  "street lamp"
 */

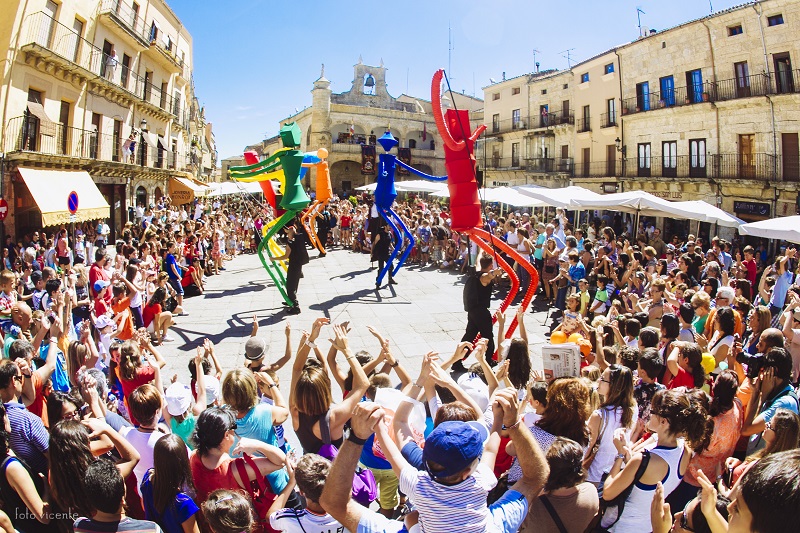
xmin=614 ymin=137 xmax=626 ymax=155
xmin=139 ymin=118 xmax=148 ymax=167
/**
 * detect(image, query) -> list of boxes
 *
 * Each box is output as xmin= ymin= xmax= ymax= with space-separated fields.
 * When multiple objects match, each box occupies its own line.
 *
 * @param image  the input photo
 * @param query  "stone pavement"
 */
xmin=157 ymin=247 xmax=552 ymax=446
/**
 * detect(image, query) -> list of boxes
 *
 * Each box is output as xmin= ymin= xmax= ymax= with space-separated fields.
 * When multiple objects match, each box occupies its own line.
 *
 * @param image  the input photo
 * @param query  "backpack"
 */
xmin=233 ymin=454 xmax=280 ymax=533
xmin=463 ymin=267 xmax=481 ymax=312
xmin=316 ymin=411 xmax=378 ymax=507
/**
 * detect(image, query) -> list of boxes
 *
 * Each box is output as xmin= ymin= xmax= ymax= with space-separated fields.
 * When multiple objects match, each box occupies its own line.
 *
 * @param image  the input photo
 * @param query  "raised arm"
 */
xmin=193 ymin=347 xmax=207 ymax=416
xmin=394 ymin=159 xmax=448 ymax=181
xmin=83 ymin=418 xmax=140 ymax=479
xmin=394 ymin=354 xmax=432 ymax=448
xmin=329 ymin=325 xmax=370 ymax=430
xmin=290 ymin=317 xmax=330 ymax=410
xmin=267 ymin=322 xmax=293 ymax=373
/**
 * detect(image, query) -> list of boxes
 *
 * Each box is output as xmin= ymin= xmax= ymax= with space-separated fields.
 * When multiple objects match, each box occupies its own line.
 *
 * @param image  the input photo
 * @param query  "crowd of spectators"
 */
xmin=1 ymin=189 xmax=799 ymax=533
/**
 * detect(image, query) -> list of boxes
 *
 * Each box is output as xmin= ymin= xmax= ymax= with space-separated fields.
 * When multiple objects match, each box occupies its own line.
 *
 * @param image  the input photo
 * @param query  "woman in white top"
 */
xmin=602 ymin=388 xmax=712 ymax=533
xmin=701 ymin=306 xmax=737 ymax=374
xmin=585 ymin=364 xmax=638 ymax=486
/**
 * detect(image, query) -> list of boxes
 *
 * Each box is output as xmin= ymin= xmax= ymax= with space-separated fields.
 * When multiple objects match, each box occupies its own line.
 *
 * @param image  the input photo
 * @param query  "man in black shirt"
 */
xmin=272 ymin=222 xmax=309 ymax=315
xmin=462 ymin=251 xmax=502 ymax=365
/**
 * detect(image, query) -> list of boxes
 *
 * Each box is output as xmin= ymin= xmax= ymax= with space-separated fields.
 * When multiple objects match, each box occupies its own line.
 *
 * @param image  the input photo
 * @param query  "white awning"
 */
xmin=514 ymin=185 xmax=602 ymax=209
xmin=17 ymin=168 xmax=110 ymax=227
xmin=739 ymin=216 xmax=800 ymax=243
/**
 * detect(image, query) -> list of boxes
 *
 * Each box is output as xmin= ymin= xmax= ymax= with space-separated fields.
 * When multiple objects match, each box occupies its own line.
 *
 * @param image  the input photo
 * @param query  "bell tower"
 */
xmin=310 ymin=64 xmax=332 ymax=150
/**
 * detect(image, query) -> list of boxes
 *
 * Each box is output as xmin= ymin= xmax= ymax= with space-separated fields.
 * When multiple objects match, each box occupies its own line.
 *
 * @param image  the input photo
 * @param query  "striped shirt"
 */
xmin=4 ymin=401 xmax=49 ymax=476
xmin=399 ymin=462 xmax=497 ymax=533
xmin=269 ymin=507 xmax=346 ymax=533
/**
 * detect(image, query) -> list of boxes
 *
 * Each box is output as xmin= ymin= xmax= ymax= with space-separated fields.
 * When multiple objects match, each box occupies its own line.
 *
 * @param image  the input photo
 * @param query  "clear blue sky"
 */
xmin=168 ymin=0 xmax=744 ymax=160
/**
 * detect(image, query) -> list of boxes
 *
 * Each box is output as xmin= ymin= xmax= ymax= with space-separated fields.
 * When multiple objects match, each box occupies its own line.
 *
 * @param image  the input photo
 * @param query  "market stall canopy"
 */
xmin=394 ymin=180 xmax=449 ymax=193
xmin=739 ymin=216 xmax=800 ymax=243
xmin=673 ymin=201 xmax=744 ymax=228
xmin=17 ymin=167 xmax=109 ymax=227
xmin=208 ymin=181 xmax=269 ymax=197
xmin=478 ymin=186 xmax=548 ymax=207
xmin=169 ymin=176 xmax=211 ymax=205
xmin=514 ymin=185 xmax=602 ymax=209
xmin=571 ymin=190 xmax=701 ymax=219
xmin=355 ymin=182 xmax=377 ymax=191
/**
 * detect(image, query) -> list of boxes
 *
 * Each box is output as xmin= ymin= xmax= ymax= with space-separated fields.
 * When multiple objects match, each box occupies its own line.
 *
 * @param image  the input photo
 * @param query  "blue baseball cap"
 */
xmin=422 ymin=421 xmax=487 ymax=480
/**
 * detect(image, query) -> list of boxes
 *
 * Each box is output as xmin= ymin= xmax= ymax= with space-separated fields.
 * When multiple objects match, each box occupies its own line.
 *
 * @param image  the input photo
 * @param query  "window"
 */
xmin=728 ymin=25 xmax=743 ymax=36
xmin=539 ymin=105 xmax=549 ymax=127
xmin=636 ymin=81 xmax=650 ymax=111
xmin=512 ymin=109 xmax=521 ymax=129
xmin=580 ymin=105 xmax=590 ymax=132
xmin=580 ymin=73 xmax=589 ymax=83
xmin=541 ymin=89 xmax=547 ymax=95
xmin=662 ymin=141 xmax=677 ymax=177
xmin=492 ymin=92 xmax=500 ymax=101
xmin=767 ymin=14 xmax=784 ymax=26
xmin=512 ymin=87 xmax=520 ymax=95
xmin=563 ymin=84 xmax=569 ymax=89
xmin=734 ymin=62 xmax=750 ymax=97
xmin=638 ymin=143 xmax=651 ymax=177
xmin=660 ymin=76 xmax=675 ymax=106
xmin=408 ymin=139 xmax=416 ymax=149
xmin=685 ymin=69 xmax=703 ymax=103
xmin=492 ymin=113 xmax=500 ymax=133
xmin=604 ymin=63 xmax=615 ymax=74
xmin=511 ymin=143 xmax=520 ymax=167
xmin=605 ymin=98 xmax=616 ymax=127
xmin=689 ymin=139 xmax=706 ymax=177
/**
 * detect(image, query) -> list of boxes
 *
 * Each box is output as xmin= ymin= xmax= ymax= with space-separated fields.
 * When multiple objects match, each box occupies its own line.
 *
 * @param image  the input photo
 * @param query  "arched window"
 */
xmin=135 ymin=186 xmax=147 ymax=207
xmin=154 ymin=186 xmax=163 ymax=202
xmin=408 ymin=139 xmax=417 ymax=149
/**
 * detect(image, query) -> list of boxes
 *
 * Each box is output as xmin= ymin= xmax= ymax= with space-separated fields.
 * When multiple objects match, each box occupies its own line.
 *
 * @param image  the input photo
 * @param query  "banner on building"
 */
xmin=361 ymin=145 xmax=376 ymax=175
xmin=397 ymin=148 xmax=412 ymax=175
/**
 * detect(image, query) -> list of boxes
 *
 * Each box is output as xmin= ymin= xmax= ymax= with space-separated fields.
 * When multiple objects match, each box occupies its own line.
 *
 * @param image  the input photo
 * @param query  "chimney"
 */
xmin=502 ymin=71 xmax=506 ymax=81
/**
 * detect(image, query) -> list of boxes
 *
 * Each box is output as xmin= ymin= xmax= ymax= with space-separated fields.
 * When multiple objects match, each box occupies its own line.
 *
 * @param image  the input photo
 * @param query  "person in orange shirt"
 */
xmin=110 ymin=281 xmax=134 ymax=341
xmin=703 ymin=285 xmax=744 ymax=339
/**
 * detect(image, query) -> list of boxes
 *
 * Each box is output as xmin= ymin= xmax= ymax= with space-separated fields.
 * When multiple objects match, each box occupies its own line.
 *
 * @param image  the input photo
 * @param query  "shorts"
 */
xmin=168 ymin=277 xmax=184 ymax=296
xmin=58 ymin=256 xmax=70 ymax=265
xmin=368 ymin=466 xmax=399 ymax=510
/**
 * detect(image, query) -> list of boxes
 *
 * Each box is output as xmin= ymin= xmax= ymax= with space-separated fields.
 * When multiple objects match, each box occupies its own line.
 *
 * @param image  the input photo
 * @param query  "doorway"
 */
xmin=774 ymin=53 xmax=794 ymax=94
xmin=739 ymin=134 xmax=755 ymax=179
xmin=783 ymin=133 xmax=799 ymax=181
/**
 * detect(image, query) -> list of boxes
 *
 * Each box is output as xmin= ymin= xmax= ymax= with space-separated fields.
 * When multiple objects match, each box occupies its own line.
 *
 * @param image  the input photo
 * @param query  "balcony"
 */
xmin=526 ymin=157 xmax=574 ymax=174
xmin=622 ymin=153 xmax=779 ymax=181
xmin=144 ymin=27 xmax=185 ymax=73
xmin=575 ymin=160 xmax=619 ymax=178
xmin=97 ymin=0 xmax=150 ymax=49
xmin=600 ymin=112 xmax=618 ymax=128
xmin=4 ymin=115 xmax=191 ymax=175
xmin=485 ymin=156 xmax=523 ymax=170
xmin=622 ymin=82 xmax=715 ymax=115
xmin=486 ymin=117 xmax=531 ymax=135
xmin=576 ymin=117 xmax=591 ymax=133
xmin=330 ymin=142 xmax=365 ymax=154
xmin=140 ymin=82 xmax=176 ymax=119
xmin=410 ymin=147 xmax=437 ymax=158
xmin=536 ymin=109 xmax=574 ymax=128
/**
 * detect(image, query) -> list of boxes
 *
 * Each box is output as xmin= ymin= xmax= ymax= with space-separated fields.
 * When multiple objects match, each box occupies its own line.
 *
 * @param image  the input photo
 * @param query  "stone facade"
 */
xmin=482 ymin=0 xmax=800 ymax=231
xmin=0 ymin=0 xmax=215 ymax=239
xmin=244 ymin=60 xmax=483 ymax=195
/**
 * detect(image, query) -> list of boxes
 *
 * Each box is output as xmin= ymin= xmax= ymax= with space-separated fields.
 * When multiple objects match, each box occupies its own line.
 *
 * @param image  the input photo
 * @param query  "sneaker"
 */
xmin=162 ymin=335 xmax=175 ymax=342
xmin=375 ymin=283 xmax=381 ymax=290
xmin=286 ymin=306 xmax=301 ymax=315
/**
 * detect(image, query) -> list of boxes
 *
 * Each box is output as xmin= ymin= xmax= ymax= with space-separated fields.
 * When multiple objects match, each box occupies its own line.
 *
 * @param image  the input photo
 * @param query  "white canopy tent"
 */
xmin=433 ymin=186 xmax=548 ymax=208
xmin=355 ymin=182 xmax=377 ymax=191
xmin=674 ymin=201 xmax=744 ymax=228
xmin=739 ymin=216 xmax=800 ymax=243
xmin=514 ymin=185 xmax=603 ymax=209
xmin=355 ymin=180 xmax=448 ymax=193
xmin=208 ymin=181 xmax=269 ymax=197
xmin=570 ymin=190 xmax=700 ymax=219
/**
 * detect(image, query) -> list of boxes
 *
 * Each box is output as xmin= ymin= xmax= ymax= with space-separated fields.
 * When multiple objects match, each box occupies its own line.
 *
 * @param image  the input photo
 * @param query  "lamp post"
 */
xmin=139 ymin=118 xmax=148 ymax=167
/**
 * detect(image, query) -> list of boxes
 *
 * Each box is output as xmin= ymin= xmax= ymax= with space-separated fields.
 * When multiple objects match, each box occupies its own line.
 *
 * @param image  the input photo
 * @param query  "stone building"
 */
xmin=482 ymin=0 xmax=800 ymax=236
xmin=245 ymin=59 xmax=483 ymax=195
xmin=0 ymin=0 xmax=214 ymax=240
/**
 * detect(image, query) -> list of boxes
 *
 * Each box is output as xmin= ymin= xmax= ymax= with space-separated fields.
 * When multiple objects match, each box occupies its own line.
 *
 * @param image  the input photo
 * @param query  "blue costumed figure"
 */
xmin=373 ymin=131 xmax=447 ymax=287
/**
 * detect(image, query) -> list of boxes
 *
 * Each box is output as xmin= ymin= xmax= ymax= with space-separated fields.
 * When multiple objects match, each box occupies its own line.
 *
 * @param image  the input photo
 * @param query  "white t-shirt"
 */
xmin=269 ymin=508 xmax=345 ymax=533
xmin=120 ymin=426 xmax=167 ymax=495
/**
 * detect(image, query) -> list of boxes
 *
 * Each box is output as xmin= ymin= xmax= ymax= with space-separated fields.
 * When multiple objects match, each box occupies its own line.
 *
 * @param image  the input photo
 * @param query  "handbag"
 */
xmin=589 ymin=449 xmax=651 ymax=532
xmin=582 ymin=408 xmax=607 ymax=470
xmin=316 ymin=411 xmax=378 ymax=507
xmin=540 ymin=494 xmax=568 ymax=533
xmin=233 ymin=453 xmax=279 ymax=533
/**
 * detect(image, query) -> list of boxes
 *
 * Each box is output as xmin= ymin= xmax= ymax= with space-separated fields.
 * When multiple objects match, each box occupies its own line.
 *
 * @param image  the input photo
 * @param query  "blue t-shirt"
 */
xmin=748 ymin=384 xmax=799 ymax=454
xmin=401 ymin=441 xmax=425 ymax=472
xmin=165 ymin=254 xmax=181 ymax=280
xmin=232 ymin=403 xmax=289 ymax=493
xmin=360 ymin=433 xmax=392 ymax=470
xmin=770 ymin=271 xmax=794 ymax=308
xmin=568 ymin=263 xmax=586 ymax=288
xmin=38 ymin=343 xmax=69 ymax=393
xmin=141 ymin=469 xmax=199 ymax=533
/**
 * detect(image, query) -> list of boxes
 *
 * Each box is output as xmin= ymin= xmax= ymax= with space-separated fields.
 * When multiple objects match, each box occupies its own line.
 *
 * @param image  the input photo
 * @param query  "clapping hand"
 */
xmin=350 ymin=402 xmax=385 ymax=440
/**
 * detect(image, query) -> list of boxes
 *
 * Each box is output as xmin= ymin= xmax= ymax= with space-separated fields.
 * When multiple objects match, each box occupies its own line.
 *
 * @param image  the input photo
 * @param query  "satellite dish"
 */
xmin=489 ymin=77 xmax=497 ymax=83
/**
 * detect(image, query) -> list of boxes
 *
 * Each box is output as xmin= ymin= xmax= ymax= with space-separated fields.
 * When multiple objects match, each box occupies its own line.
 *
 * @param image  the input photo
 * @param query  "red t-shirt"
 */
xmin=26 ymin=372 xmax=49 ymax=428
xmin=94 ymin=297 xmax=110 ymax=317
xmin=142 ymin=302 xmax=162 ymax=328
xmin=120 ymin=365 xmax=156 ymax=425
xmin=89 ymin=263 xmax=112 ymax=302
xmin=668 ymin=366 xmax=697 ymax=389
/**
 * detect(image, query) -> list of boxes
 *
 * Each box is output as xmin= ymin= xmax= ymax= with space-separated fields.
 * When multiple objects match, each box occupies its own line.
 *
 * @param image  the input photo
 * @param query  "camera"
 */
xmin=736 ymin=351 xmax=765 ymax=380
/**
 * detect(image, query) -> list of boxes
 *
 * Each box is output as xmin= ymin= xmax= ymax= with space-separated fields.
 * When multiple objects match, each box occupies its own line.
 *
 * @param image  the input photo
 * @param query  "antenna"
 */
xmin=709 ymin=0 xmax=713 ymax=12
xmin=406 ymin=67 xmax=409 ymax=94
xmin=448 ymin=23 xmax=454 ymax=83
xmin=637 ymin=7 xmax=646 ymax=36
xmin=532 ymin=49 xmax=541 ymax=72
xmin=560 ymin=48 xmax=575 ymax=68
